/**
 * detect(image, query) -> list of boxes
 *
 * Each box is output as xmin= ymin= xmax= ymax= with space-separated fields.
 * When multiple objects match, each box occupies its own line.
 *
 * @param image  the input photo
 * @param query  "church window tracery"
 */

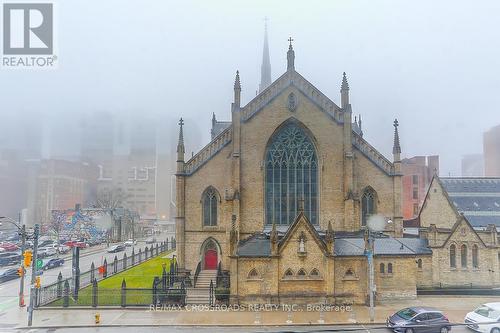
xmin=265 ymin=123 xmax=318 ymax=225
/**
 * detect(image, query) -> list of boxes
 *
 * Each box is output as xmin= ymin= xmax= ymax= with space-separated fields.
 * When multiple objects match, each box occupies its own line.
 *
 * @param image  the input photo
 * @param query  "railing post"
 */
xmin=166 ymin=238 xmax=169 ymax=251
xmin=162 ymin=265 xmax=167 ymax=291
xmin=90 ymin=262 xmax=95 ymax=282
xmin=150 ymin=245 xmax=154 ymax=257
xmin=113 ymin=256 xmax=118 ymax=274
xmin=145 ymin=247 xmax=148 ymax=259
xmin=156 ymin=244 xmax=159 ymax=256
xmin=123 ymin=253 xmax=128 ymax=270
xmin=209 ymin=280 xmax=214 ymax=306
xmin=152 ymin=277 xmax=159 ymax=305
xmin=92 ymin=279 xmax=98 ymax=308
xmin=181 ymin=280 xmax=186 ymax=306
xmin=63 ymin=280 xmax=69 ymax=308
xmin=139 ymin=248 xmax=142 ymax=262
xmin=121 ymin=279 xmax=126 ymax=308
xmin=103 ymin=258 xmax=108 ymax=278
xmin=131 ymin=248 xmax=135 ymax=266
xmin=57 ymin=272 xmax=63 ymax=298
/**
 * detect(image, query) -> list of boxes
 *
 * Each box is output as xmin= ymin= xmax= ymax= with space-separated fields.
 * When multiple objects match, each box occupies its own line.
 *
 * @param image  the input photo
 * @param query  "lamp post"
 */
xmin=0 ymin=216 xmax=27 ymax=308
xmin=364 ymin=215 xmax=388 ymax=323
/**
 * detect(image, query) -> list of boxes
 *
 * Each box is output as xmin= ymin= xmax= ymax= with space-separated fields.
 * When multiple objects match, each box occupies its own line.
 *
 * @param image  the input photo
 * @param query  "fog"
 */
xmin=1 ymin=0 xmax=499 ymax=175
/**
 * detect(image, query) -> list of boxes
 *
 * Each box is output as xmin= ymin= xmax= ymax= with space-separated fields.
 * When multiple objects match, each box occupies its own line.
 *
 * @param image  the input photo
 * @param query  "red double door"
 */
xmin=204 ymin=249 xmax=217 ymax=269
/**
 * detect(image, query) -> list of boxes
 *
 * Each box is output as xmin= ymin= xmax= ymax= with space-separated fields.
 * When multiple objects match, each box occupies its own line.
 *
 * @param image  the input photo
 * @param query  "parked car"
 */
xmin=124 ymin=239 xmax=137 ymax=247
xmin=51 ymin=244 xmax=70 ymax=254
xmin=0 ymin=242 xmax=19 ymax=252
xmin=0 ymin=253 xmax=21 ymax=266
xmin=465 ymin=302 xmax=500 ymax=333
xmin=145 ymin=237 xmax=156 ymax=244
xmin=386 ymin=307 xmax=451 ymax=333
xmin=64 ymin=241 xmax=87 ymax=249
xmin=0 ymin=268 xmax=19 ymax=283
xmin=38 ymin=247 xmax=57 ymax=258
xmin=107 ymin=244 xmax=125 ymax=253
xmin=41 ymin=258 xmax=65 ymax=270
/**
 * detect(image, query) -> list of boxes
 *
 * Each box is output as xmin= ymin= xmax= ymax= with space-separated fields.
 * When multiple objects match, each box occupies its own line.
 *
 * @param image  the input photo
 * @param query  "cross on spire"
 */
xmin=288 ymin=37 xmax=294 ymax=47
xmin=178 ymin=118 xmax=184 ymax=127
xmin=393 ymin=118 xmax=401 ymax=155
xmin=287 ymin=37 xmax=295 ymax=71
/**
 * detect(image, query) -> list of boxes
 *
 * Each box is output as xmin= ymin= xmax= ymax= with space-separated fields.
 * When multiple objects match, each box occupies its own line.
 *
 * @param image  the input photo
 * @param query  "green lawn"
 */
xmin=50 ymin=250 xmax=175 ymax=307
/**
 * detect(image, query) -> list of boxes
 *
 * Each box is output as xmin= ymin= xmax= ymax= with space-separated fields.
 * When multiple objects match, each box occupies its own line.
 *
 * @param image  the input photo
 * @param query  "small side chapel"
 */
xmin=174 ymin=35 xmax=430 ymax=304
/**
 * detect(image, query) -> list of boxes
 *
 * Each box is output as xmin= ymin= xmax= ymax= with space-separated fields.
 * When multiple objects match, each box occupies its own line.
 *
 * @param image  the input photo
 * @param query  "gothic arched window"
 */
xmin=417 ymin=258 xmax=423 ymax=269
xmin=361 ymin=188 xmax=377 ymax=227
xmin=450 ymin=244 xmax=456 ymax=268
xmin=265 ymin=123 xmax=318 ymax=225
xmin=202 ymin=187 xmax=218 ymax=226
xmin=472 ymin=245 xmax=479 ymax=268
xmin=461 ymin=244 xmax=468 ymax=268
xmin=380 ymin=263 xmax=385 ymax=274
xmin=387 ymin=263 xmax=393 ymax=274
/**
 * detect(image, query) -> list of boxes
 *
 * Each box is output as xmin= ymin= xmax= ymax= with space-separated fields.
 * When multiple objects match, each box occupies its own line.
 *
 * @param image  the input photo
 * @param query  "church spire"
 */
xmin=259 ymin=18 xmax=272 ymax=93
xmin=393 ymin=119 xmax=401 ymax=160
xmin=287 ymin=37 xmax=295 ymax=71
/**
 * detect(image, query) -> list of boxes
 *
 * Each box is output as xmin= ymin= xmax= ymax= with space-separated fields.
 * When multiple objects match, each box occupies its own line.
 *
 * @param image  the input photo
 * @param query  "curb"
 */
xmin=14 ymin=322 xmax=386 ymax=329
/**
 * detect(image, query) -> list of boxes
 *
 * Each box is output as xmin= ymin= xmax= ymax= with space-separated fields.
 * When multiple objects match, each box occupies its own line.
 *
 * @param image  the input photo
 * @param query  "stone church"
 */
xmin=174 ymin=33 xmax=432 ymax=304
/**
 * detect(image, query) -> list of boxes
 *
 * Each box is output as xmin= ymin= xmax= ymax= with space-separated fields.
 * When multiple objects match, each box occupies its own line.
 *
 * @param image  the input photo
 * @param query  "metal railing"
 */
xmin=37 ymin=241 xmax=172 ymax=307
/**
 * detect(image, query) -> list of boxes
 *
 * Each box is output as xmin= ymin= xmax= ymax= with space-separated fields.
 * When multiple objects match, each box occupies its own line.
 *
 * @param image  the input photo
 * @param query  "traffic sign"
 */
xmin=36 ymin=259 xmax=43 ymax=269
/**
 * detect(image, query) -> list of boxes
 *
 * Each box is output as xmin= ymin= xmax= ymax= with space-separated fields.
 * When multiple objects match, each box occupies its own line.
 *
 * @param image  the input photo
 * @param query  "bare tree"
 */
xmin=91 ymin=188 xmax=129 ymax=210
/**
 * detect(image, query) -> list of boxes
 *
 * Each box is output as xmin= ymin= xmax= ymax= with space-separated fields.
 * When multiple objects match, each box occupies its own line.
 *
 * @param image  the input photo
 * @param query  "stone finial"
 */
xmin=259 ymin=18 xmax=272 ymax=93
xmin=340 ymin=72 xmax=350 ymax=108
xmin=176 ymin=117 xmax=185 ymax=155
xmin=234 ymin=70 xmax=241 ymax=107
xmin=341 ymin=72 xmax=349 ymax=91
xmin=392 ymin=119 xmax=401 ymax=155
xmin=234 ymin=70 xmax=241 ymax=90
xmin=270 ymin=221 xmax=278 ymax=255
xmin=287 ymin=37 xmax=295 ymax=71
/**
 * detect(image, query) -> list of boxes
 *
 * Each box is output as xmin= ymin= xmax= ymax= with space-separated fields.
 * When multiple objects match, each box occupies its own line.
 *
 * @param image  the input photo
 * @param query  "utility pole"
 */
xmin=27 ymin=224 xmax=39 ymax=327
xmin=366 ymin=229 xmax=375 ymax=323
xmin=19 ymin=224 xmax=26 ymax=307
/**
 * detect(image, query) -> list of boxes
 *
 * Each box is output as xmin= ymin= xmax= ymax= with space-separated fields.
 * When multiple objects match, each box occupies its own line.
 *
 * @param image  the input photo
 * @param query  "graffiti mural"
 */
xmin=50 ymin=209 xmax=110 ymax=240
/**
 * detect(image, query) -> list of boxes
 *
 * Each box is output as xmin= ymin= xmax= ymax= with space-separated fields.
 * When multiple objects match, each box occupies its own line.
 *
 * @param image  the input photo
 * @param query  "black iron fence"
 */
xmin=37 ymin=241 xmax=173 ymax=307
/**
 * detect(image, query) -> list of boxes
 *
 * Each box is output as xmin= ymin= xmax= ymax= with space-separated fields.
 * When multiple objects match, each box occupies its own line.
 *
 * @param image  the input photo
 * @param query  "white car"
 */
xmin=124 ymin=239 xmax=137 ymax=247
xmin=465 ymin=302 xmax=500 ymax=333
xmin=51 ymin=244 xmax=70 ymax=254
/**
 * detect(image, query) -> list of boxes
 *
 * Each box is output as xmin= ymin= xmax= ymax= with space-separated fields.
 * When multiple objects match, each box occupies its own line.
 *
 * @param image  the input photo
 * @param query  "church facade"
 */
xmin=174 ymin=40 xmax=431 ymax=305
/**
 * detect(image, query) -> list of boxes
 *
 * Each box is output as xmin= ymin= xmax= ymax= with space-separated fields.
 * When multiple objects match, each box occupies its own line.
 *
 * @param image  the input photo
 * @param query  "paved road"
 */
xmin=0 ymin=237 xmax=170 ymax=312
xmin=0 ymin=325 xmax=476 ymax=333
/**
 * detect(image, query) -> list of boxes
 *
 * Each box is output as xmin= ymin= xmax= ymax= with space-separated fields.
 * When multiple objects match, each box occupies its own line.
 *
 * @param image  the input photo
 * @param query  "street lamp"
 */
xmin=364 ymin=215 xmax=388 ymax=323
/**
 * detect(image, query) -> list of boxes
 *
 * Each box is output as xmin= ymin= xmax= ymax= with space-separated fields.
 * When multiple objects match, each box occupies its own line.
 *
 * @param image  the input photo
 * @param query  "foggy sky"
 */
xmin=1 ymin=0 xmax=499 ymax=175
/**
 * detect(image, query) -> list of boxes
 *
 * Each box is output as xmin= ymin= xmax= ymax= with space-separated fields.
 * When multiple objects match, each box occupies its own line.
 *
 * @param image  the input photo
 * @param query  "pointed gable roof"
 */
xmin=439 ymin=214 xmax=489 ymax=248
xmin=240 ymin=70 xmax=342 ymax=123
xmin=277 ymin=212 xmax=330 ymax=256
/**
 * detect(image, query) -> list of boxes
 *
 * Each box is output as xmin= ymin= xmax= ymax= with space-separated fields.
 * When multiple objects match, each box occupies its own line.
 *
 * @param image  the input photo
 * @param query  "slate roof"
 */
xmin=334 ymin=237 xmax=432 ymax=256
xmin=237 ymin=233 xmax=271 ymax=257
xmin=439 ymin=177 xmax=500 ymax=228
xmin=237 ymin=233 xmax=431 ymax=257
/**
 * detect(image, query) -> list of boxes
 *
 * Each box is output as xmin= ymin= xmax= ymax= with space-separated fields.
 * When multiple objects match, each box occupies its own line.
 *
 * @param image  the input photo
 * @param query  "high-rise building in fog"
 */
xmin=484 ymin=125 xmax=500 ymax=177
xmin=401 ymin=155 xmax=439 ymax=219
xmin=461 ymin=154 xmax=484 ymax=177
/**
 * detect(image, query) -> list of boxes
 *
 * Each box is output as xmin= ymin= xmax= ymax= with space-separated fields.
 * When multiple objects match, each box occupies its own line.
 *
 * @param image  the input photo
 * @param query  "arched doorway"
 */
xmin=202 ymin=238 xmax=218 ymax=270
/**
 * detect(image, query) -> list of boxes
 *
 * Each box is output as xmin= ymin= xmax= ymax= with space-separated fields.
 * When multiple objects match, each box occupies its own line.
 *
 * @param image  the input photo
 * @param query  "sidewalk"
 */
xmin=3 ymin=296 xmax=498 ymax=329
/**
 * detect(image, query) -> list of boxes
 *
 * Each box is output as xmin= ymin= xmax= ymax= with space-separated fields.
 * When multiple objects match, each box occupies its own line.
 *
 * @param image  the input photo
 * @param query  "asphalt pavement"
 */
xmin=0 ymin=325 xmax=475 ymax=333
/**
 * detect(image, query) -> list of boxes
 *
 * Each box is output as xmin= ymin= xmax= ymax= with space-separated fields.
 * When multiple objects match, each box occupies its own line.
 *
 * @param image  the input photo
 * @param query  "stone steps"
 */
xmin=186 ymin=270 xmax=217 ymax=304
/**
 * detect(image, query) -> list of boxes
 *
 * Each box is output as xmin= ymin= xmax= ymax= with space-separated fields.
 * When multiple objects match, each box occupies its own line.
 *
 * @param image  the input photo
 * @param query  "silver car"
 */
xmin=387 ymin=306 xmax=451 ymax=333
